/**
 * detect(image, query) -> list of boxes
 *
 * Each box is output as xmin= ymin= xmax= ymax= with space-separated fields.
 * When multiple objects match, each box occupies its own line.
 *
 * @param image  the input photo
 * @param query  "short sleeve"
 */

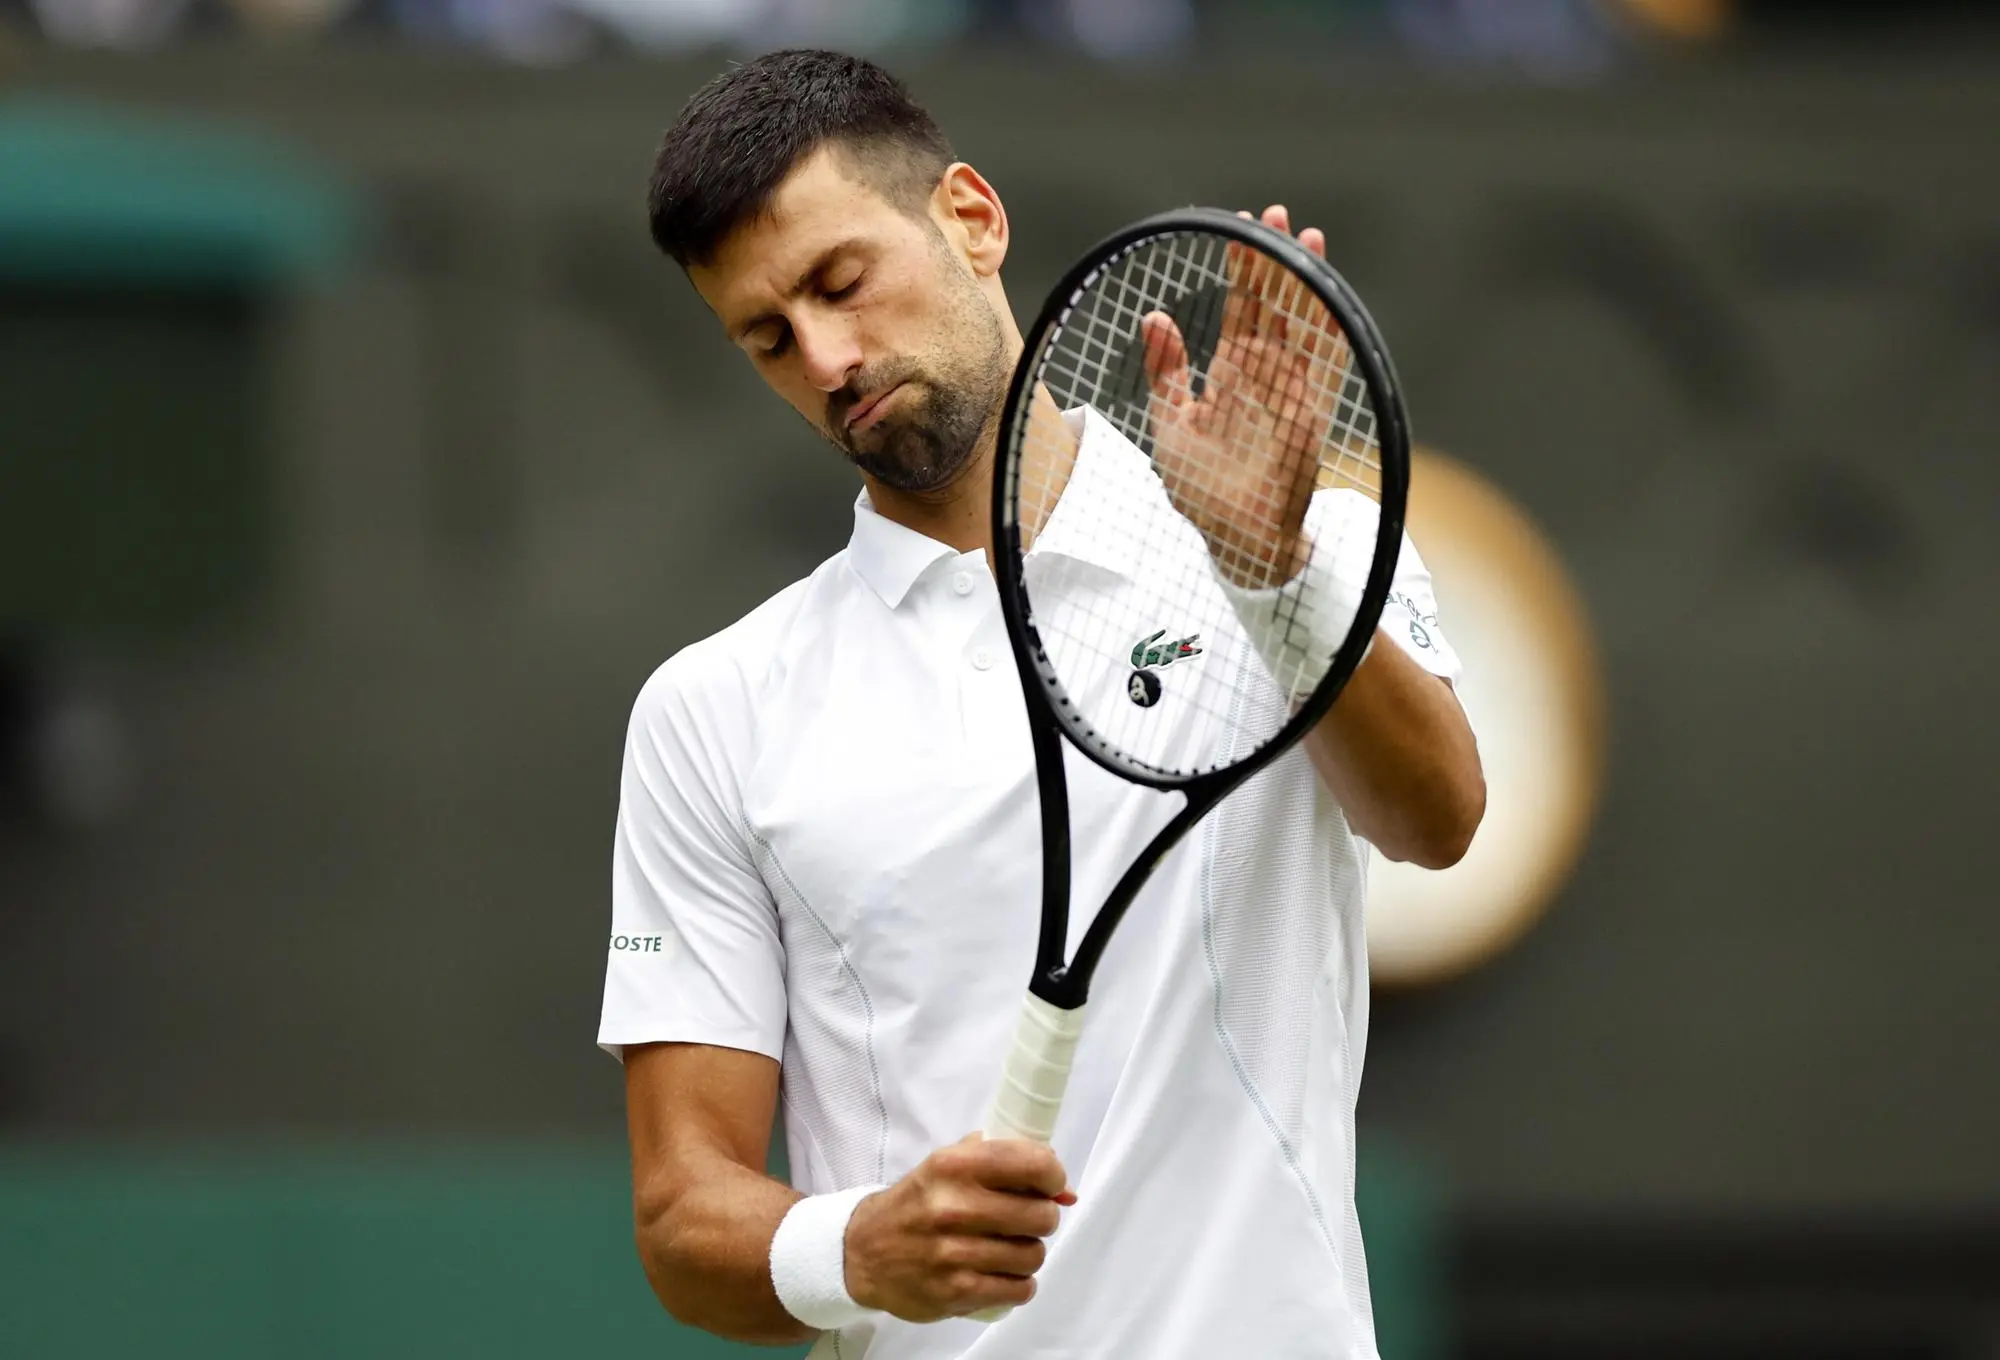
xmin=598 ymin=656 xmax=787 ymax=1061
xmin=1311 ymin=488 xmax=1464 ymax=685
xmin=1377 ymin=526 xmax=1461 ymax=684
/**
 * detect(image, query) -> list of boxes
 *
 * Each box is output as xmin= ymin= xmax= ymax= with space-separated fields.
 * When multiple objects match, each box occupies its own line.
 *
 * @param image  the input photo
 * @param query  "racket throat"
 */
xmin=1064 ymin=783 xmax=1229 ymax=998
xmin=1026 ymin=689 xmax=1077 ymax=996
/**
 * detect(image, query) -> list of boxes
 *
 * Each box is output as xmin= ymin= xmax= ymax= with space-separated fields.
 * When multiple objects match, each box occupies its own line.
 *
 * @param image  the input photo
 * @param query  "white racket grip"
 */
xmin=982 ymin=994 xmax=1087 ymax=1144
xmin=971 ymin=994 xmax=1086 ymax=1324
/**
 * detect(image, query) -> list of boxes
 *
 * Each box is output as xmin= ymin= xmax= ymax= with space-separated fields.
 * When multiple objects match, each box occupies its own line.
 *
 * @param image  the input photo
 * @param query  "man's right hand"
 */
xmin=843 ymin=1133 xmax=1076 ymax=1322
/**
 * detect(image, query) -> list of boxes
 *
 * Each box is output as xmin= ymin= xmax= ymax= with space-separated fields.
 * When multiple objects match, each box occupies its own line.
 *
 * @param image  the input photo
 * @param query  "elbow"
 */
xmin=634 ymin=1178 xmax=712 ymax=1333
xmin=1394 ymin=769 xmax=1487 ymax=871
xmin=1411 ymin=816 xmax=1477 ymax=871
xmin=634 ymin=1179 xmax=809 ymax=1347
xmin=634 ymin=1181 xmax=694 ymax=1322
xmin=1432 ymin=768 xmax=1488 ymax=869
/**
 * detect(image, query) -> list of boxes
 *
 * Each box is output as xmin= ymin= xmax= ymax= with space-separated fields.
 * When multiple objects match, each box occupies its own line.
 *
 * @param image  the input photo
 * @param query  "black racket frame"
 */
xmin=991 ymin=207 xmax=1412 ymax=1012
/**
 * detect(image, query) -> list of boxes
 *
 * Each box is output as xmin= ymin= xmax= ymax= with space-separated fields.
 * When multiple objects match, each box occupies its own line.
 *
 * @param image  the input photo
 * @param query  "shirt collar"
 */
xmin=845 ymin=406 xmax=1164 ymax=608
xmin=847 ymin=490 xmax=961 ymax=609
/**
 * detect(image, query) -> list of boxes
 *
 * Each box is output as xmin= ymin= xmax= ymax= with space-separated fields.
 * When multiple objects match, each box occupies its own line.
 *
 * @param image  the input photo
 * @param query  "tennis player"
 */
xmin=601 ymin=49 xmax=1485 ymax=1360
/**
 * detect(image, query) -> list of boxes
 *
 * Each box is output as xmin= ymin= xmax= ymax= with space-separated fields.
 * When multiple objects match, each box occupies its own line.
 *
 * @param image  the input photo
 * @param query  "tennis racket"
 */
xmin=973 ymin=207 xmax=1409 ymax=1318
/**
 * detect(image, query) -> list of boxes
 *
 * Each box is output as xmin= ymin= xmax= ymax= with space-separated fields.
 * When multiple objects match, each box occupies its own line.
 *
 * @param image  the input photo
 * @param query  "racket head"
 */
xmin=993 ymin=207 xmax=1412 ymax=791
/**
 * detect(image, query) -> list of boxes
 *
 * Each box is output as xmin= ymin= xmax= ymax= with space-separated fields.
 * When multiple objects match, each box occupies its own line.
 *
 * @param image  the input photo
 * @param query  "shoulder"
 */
xmin=627 ymin=552 xmax=856 ymax=740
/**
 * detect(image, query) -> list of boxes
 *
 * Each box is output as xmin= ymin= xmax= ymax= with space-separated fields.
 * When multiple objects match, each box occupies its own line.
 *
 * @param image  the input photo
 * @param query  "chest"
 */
xmin=740 ymin=570 xmax=1235 ymax=1015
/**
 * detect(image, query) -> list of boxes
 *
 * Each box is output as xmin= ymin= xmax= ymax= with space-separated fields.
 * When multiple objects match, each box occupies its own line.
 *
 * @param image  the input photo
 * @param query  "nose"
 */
xmin=795 ymin=313 xmax=862 ymax=394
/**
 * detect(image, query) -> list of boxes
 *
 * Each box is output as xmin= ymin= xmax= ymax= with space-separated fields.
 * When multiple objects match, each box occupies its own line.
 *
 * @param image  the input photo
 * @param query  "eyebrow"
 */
xmin=728 ymin=238 xmax=863 ymax=344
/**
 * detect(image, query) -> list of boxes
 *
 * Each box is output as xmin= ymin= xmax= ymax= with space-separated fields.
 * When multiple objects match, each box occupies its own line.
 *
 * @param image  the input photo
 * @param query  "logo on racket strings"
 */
xmin=1128 ymin=629 xmax=1200 ymax=708
xmin=1130 ymin=630 xmax=1203 ymax=670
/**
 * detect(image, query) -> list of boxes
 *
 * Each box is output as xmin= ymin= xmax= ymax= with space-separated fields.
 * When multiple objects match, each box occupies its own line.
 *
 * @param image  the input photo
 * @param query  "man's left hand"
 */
xmin=1141 ymin=204 xmax=1350 ymax=591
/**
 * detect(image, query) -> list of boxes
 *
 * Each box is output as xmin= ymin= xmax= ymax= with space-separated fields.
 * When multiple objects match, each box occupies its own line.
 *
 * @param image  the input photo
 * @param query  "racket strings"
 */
xmin=1016 ymin=229 xmax=1385 ymax=778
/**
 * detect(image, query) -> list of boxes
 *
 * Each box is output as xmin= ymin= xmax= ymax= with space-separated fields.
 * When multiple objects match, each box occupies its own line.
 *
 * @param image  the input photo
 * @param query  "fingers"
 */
xmin=929 ymin=1183 xmax=1064 ymax=1241
xmin=1140 ymin=309 xmax=1190 ymax=405
xmin=1248 ymin=204 xmax=1319 ymax=251
xmin=1198 ymin=353 xmax=1244 ymax=440
xmin=1226 ymin=219 xmax=1282 ymax=316
xmin=917 ymin=1142 xmax=1065 ymax=1317
xmin=1230 ymin=203 xmax=1346 ymax=407
xmin=1228 ymin=207 xmax=1307 ymax=351
xmin=937 ymin=1229 xmax=1051 ymax=1279
xmin=949 ymin=1271 xmax=1037 ymax=1315
xmin=849 ymin=1141 xmax=1075 ymax=1323
xmin=1243 ymin=203 xmax=1327 ymax=261
xmin=950 ymin=1135 xmax=1072 ymax=1200
xmin=1208 ymin=206 xmax=1342 ymax=445
xmin=1247 ymin=205 xmax=1317 ymax=329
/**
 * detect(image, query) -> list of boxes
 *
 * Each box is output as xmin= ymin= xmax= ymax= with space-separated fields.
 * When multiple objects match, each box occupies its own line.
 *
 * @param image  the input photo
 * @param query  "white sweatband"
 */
xmin=1216 ymin=544 xmax=1370 ymax=702
xmin=769 ymin=1185 xmax=887 ymax=1331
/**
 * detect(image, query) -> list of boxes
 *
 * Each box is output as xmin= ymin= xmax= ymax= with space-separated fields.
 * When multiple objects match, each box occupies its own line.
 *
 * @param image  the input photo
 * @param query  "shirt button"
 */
xmin=971 ymin=648 xmax=996 ymax=671
xmin=952 ymin=571 xmax=975 ymax=596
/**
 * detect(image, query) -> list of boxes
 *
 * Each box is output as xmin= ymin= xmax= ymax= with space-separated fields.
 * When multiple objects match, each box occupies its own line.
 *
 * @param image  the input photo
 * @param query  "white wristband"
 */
xmin=769 ymin=1185 xmax=887 ymax=1331
xmin=1215 ymin=546 xmax=1370 ymax=702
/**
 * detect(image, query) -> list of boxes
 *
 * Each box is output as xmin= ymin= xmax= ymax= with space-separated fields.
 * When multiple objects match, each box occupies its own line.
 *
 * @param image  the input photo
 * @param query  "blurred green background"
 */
xmin=2 ymin=2 xmax=1997 ymax=1356
xmin=0 ymin=1142 xmax=1443 ymax=1358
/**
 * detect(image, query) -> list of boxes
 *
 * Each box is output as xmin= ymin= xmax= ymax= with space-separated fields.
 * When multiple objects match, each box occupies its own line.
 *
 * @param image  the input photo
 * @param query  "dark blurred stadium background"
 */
xmin=2 ymin=2 xmax=1997 ymax=1357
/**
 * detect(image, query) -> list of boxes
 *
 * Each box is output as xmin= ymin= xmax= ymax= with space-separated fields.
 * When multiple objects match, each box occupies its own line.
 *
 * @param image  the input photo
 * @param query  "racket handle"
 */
xmin=971 ymin=994 xmax=1086 ymax=1323
xmin=982 ymin=993 xmax=1086 ymax=1143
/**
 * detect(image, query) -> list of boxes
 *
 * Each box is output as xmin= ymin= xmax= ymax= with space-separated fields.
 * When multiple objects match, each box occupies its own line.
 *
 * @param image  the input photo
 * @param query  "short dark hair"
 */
xmin=647 ymin=49 xmax=956 ymax=269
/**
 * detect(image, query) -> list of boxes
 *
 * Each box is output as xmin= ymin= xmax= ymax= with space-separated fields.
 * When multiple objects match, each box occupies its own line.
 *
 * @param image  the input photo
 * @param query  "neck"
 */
xmin=860 ymin=386 xmax=1077 ymax=562
xmin=1014 ymin=386 xmax=1077 ymax=549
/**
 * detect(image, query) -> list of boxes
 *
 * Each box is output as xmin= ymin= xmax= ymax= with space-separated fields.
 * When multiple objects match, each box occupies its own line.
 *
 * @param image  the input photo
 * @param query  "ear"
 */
xmin=934 ymin=163 xmax=1009 ymax=278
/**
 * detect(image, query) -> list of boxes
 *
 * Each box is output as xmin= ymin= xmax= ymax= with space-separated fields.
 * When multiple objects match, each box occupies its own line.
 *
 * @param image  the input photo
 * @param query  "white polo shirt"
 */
xmin=601 ymin=410 xmax=1462 ymax=1360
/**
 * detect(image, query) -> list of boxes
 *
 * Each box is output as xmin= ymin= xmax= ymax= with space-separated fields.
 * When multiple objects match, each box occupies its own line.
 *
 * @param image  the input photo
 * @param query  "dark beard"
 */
xmin=841 ymin=380 xmax=995 ymax=495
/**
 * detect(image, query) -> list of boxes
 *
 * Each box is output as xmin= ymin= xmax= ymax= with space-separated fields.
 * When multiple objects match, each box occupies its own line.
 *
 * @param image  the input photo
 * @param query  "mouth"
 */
xmin=844 ymin=382 xmax=905 ymax=434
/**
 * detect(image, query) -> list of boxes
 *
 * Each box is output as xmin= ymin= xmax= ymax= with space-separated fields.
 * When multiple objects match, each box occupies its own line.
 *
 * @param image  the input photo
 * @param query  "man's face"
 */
xmin=690 ymin=147 xmax=1008 ymax=495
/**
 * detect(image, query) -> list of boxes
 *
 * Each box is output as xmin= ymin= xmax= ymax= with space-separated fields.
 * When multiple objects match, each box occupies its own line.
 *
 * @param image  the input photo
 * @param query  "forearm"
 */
xmin=635 ymin=1149 xmax=815 ymax=1345
xmin=1305 ymin=634 xmax=1484 ymax=868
